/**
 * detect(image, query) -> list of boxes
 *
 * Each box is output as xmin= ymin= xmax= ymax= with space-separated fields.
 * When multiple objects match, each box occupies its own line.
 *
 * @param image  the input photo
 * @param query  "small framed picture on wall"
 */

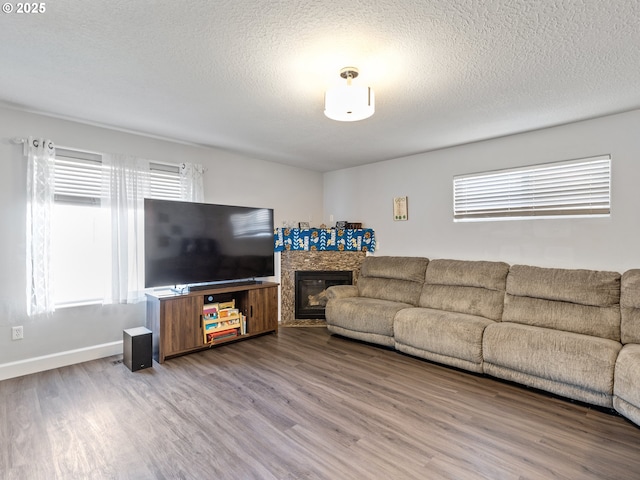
xmin=298 ymin=221 xmax=310 ymax=229
xmin=393 ymin=196 xmax=408 ymax=221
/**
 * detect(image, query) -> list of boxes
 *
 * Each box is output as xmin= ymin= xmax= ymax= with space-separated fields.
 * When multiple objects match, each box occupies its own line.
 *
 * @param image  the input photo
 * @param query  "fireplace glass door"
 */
xmin=294 ymin=270 xmax=353 ymax=319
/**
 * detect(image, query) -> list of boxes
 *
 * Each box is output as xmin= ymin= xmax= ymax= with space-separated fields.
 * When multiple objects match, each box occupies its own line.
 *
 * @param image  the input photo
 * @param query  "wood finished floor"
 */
xmin=2 ymin=327 xmax=640 ymax=480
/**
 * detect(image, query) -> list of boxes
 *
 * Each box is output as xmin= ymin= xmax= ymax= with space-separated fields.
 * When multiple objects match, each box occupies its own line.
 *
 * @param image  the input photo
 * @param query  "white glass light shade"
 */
xmin=324 ymin=84 xmax=375 ymax=122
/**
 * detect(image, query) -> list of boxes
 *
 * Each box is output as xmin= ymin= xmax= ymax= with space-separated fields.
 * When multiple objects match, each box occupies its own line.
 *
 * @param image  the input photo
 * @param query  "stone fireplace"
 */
xmin=280 ymin=250 xmax=366 ymax=325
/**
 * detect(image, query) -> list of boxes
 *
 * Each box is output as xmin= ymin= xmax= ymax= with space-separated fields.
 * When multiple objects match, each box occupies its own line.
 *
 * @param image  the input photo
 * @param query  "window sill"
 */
xmin=54 ymin=299 xmax=105 ymax=309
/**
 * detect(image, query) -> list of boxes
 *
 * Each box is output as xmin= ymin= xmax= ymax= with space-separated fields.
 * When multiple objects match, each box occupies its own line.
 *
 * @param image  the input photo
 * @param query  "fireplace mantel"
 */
xmin=274 ymin=228 xmax=375 ymax=252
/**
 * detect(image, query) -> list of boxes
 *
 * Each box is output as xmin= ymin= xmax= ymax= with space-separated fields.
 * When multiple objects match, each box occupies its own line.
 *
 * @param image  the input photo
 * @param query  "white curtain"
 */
xmin=26 ymin=146 xmax=204 ymax=308
xmin=104 ymin=157 xmax=203 ymax=303
xmin=180 ymin=162 xmax=204 ymax=202
xmin=102 ymin=153 xmax=150 ymax=304
xmin=25 ymin=137 xmax=56 ymax=316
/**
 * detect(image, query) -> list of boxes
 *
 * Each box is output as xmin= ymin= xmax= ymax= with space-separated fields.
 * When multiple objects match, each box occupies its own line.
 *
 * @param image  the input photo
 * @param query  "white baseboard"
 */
xmin=0 ymin=341 xmax=123 ymax=381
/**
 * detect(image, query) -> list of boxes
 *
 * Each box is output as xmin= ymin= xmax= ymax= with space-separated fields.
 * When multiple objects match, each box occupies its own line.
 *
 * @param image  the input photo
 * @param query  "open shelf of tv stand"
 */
xmin=146 ymin=282 xmax=279 ymax=363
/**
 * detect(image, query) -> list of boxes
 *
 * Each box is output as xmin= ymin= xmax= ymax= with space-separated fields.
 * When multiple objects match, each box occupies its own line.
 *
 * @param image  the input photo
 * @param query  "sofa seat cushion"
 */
xmin=394 ymin=307 xmax=494 ymax=373
xmin=483 ymin=322 xmax=621 ymax=407
xmin=325 ymin=297 xmax=412 ymax=347
xmin=613 ymin=344 xmax=640 ymax=425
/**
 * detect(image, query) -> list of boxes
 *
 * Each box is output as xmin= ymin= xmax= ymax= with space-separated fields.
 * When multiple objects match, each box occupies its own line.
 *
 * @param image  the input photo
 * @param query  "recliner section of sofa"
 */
xmin=325 ymin=256 xmax=429 ymax=347
xmin=483 ymin=264 xmax=622 ymax=408
xmin=394 ymin=259 xmax=509 ymax=373
xmin=325 ymin=256 xmax=640 ymax=428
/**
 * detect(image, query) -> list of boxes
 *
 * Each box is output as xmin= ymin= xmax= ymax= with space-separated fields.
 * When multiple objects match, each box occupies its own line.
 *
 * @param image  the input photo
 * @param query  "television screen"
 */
xmin=144 ymin=199 xmax=274 ymax=288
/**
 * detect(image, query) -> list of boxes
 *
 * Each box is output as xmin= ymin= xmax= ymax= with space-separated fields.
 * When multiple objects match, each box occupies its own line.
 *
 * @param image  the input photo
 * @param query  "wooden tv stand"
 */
xmin=146 ymin=282 xmax=278 ymax=363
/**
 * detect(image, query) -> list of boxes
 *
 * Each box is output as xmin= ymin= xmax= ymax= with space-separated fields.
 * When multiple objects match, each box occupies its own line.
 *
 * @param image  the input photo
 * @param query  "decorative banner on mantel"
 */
xmin=274 ymin=228 xmax=375 ymax=252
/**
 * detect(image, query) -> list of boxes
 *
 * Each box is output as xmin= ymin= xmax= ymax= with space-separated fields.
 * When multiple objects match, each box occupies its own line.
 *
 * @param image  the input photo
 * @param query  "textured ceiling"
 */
xmin=1 ymin=0 xmax=639 ymax=172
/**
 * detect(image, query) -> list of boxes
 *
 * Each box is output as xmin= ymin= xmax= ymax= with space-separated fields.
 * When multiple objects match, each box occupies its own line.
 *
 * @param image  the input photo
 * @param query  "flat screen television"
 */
xmin=144 ymin=199 xmax=274 ymax=288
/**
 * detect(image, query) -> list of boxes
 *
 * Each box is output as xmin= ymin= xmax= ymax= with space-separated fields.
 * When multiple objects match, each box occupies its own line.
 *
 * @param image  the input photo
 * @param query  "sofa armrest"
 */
xmin=326 ymin=285 xmax=359 ymax=300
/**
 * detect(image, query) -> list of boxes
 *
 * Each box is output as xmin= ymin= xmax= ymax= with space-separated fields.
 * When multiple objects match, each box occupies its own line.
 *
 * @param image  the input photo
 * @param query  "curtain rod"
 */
xmin=12 ymin=137 xmax=206 ymax=173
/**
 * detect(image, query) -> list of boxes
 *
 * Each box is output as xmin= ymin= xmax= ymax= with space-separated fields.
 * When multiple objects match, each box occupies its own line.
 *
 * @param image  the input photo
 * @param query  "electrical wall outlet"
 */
xmin=12 ymin=326 xmax=23 ymax=341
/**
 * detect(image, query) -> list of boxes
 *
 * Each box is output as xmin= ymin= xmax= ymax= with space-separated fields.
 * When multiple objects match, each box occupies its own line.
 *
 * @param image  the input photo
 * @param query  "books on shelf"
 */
xmin=219 ymin=308 xmax=239 ymax=318
xmin=203 ymin=302 xmax=219 ymax=312
xmin=205 ymin=328 xmax=238 ymax=343
xmin=202 ymin=300 xmax=237 ymax=318
xmin=203 ymin=316 xmax=241 ymax=331
xmin=203 ymin=302 xmax=219 ymax=320
xmin=202 ymin=296 xmax=246 ymax=343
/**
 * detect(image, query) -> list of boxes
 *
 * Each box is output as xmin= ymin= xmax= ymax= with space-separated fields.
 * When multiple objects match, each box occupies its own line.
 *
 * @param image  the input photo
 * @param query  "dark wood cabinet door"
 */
xmin=161 ymin=296 xmax=202 ymax=356
xmin=247 ymin=286 xmax=278 ymax=334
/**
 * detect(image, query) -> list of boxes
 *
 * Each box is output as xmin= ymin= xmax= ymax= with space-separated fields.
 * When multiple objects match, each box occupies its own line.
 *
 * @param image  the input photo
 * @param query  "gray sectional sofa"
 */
xmin=325 ymin=256 xmax=640 ymax=428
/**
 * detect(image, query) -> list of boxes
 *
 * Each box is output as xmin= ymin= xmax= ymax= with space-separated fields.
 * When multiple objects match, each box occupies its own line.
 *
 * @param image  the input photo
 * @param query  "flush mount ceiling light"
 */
xmin=324 ymin=67 xmax=375 ymax=122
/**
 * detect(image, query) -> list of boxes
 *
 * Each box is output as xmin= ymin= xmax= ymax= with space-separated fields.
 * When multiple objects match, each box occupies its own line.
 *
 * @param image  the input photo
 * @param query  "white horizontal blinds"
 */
xmin=453 ymin=155 xmax=611 ymax=221
xmin=54 ymin=149 xmax=103 ymax=205
xmin=54 ymin=154 xmax=181 ymax=202
xmin=149 ymin=162 xmax=181 ymax=200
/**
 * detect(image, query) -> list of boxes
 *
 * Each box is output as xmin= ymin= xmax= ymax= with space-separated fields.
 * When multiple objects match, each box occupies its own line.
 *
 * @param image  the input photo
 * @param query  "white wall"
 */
xmin=324 ymin=109 xmax=640 ymax=273
xmin=0 ymin=106 xmax=323 ymax=377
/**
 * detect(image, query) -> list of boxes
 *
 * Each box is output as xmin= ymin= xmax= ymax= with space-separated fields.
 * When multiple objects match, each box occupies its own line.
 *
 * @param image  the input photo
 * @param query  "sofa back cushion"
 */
xmin=621 ymin=269 xmax=640 ymax=344
xmin=503 ymin=264 xmax=621 ymax=341
xmin=418 ymin=259 xmax=510 ymax=321
xmin=357 ymin=256 xmax=429 ymax=305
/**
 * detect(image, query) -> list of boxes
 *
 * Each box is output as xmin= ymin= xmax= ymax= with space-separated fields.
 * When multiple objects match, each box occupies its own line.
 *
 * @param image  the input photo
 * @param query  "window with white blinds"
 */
xmin=149 ymin=162 xmax=182 ymax=200
xmin=51 ymin=150 xmax=184 ymax=306
xmin=52 ymin=148 xmax=107 ymax=306
xmin=54 ymin=148 xmax=103 ymax=204
xmin=453 ymin=155 xmax=611 ymax=221
xmin=53 ymin=152 xmax=182 ymax=202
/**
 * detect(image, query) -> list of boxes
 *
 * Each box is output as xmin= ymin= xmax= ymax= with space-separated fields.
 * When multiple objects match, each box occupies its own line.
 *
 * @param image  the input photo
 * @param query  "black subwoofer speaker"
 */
xmin=123 ymin=327 xmax=152 ymax=372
